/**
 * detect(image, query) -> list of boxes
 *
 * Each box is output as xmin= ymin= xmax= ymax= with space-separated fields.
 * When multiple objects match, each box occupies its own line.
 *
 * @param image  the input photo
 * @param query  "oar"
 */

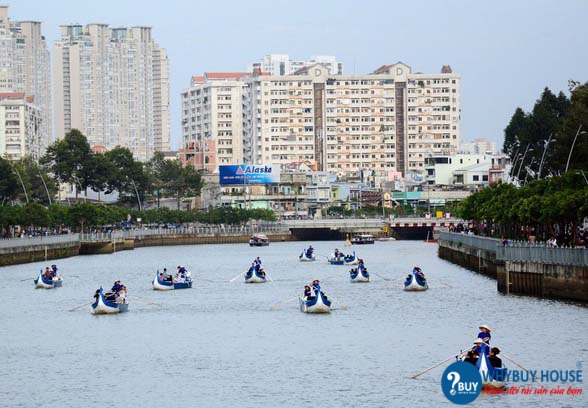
xmin=332 ymin=304 xmax=348 ymax=311
xmin=438 ymin=281 xmax=453 ymax=288
xmin=410 ymin=354 xmax=459 ymax=379
xmin=229 ymin=272 xmax=244 ymax=282
xmin=270 ymin=296 xmax=298 ymax=310
xmin=501 ymin=353 xmax=529 ymax=371
xmin=68 ymin=301 xmax=93 ymax=312
xmin=374 ymin=272 xmax=392 ymax=281
xmin=20 ymin=277 xmax=34 ymax=282
xmin=265 ymin=276 xmax=273 ymax=282
xmin=127 ymin=295 xmax=160 ymax=306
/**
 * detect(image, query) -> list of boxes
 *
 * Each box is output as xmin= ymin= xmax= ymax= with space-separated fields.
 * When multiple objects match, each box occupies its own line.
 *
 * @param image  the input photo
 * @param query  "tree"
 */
xmin=0 ymin=157 xmax=19 ymax=204
xmin=158 ymin=161 xmax=203 ymax=209
xmin=553 ymin=82 xmax=588 ymax=173
xmin=104 ymin=147 xmax=149 ymax=207
xmin=41 ymin=129 xmax=93 ymax=197
xmin=13 ymin=157 xmax=57 ymax=205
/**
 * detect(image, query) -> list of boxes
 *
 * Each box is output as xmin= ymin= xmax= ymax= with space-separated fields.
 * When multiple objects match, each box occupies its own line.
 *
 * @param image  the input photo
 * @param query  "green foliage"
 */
xmin=457 ymin=173 xmax=588 ymax=239
xmin=0 ymin=157 xmax=19 ymax=203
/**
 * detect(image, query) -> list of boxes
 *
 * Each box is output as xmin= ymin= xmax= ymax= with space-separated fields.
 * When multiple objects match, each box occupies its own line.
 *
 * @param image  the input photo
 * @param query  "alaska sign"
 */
xmin=219 ymin=164 xmax=281 ymax=185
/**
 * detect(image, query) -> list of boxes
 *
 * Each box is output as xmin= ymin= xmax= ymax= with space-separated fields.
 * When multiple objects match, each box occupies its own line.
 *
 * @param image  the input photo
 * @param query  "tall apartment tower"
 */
xmin=0 ymin=6 xmax=51 ymax=158
xmin=182 ymin=62 xmax=460 ymax=177
xmin=54 ymin=24 xmax=170 ymax=161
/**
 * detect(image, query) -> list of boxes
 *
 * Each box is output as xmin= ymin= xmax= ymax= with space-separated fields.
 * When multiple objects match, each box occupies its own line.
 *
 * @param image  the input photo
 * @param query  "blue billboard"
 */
xmin=219 ymin=164 xmax=281 ymax=185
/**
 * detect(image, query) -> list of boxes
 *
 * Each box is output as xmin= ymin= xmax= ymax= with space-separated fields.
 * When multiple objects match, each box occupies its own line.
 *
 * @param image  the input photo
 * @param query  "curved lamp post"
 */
xmin=565 ymin=124 xmax=586 ymax=173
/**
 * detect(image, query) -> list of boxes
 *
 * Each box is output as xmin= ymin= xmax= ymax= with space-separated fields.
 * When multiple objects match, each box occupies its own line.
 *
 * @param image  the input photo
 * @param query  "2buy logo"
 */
xmin=441 ymin=362 xmax=482 ymax=404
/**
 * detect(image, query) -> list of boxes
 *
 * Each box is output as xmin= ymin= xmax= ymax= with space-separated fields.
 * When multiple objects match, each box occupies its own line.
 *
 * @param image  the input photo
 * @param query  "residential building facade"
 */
xmin=0 ymin=93 xmax=43 ymax=160
xmin=54 ymin=24 xmax=170 ymax=161
xmin=459 ymin=137 xmax=498 ymax=155
xmin=181 ymin=62 xmax=460 ymax=178
xmin=424 ymin=153 xmax=510 ymax=186
xmin=0 ymin=6 xmax=51 ymax=157
xmin=248 ymin=54 xmax=343 ymax=76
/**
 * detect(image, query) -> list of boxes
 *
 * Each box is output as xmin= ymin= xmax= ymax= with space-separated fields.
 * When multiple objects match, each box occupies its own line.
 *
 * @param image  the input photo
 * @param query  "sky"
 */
xmin=10 ymin=0 xmax=588 ymax=150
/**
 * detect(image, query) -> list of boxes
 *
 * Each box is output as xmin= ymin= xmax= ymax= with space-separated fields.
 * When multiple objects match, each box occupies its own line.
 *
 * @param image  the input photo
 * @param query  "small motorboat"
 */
xmin=299 ymin=287 xmax=331 ymax=313
xmin=249 ymin=234 xmax=269 ymax=247
xmin=404 ymin=269 xmax=428 ymax=291
xmin=477 ymin=346 xmax=507 ymax=388
xmin=244 ymin=267 xmax=267 ymax=283
xmin=343 ymin=251 xmax=359 ymax=265
xmin=91 ymin=287 xmax=129 ymax=314
xmin=350 ymin=266 xmax=370 ymax=282
xmin=350 ymin=234 xmax=375 ymax=245
xmin=152 ymin=271 xmax=193 ymax=290
xmin=34 ymin=270 xmax=62 ymax=289
xmin=299 ymin=248 xmax=316 ymax=261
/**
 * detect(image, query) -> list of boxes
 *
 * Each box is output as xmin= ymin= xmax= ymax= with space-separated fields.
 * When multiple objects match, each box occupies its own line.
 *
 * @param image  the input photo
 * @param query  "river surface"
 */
xmin=0 ymin=241 xmax=586 ymax=408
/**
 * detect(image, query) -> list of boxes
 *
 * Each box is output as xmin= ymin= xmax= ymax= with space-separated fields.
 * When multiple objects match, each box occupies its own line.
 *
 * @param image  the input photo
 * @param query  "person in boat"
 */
xmin=303 ymin=285 xmax=313 ymax=299
xmin=414 ymin=266 xmax=426 ymax=281
xmin=258 ymin=268 xmax=266 ymax=277
xmin=307 ymin=245 xmax=314 ymax=255
xmin=248 ymin=263 xmax=256 ymax=274
xmin=472 ymin=338 xmax=488 ymax=355
xmin=50 ymin=264 xmax=58 ymax=277
xmin=117 ymin=285 xmax=127 ymax=304
xmin=43 ymin=267 xmax=53 ymax=280
xmin=254 ymin=257 xmax=262 ymax=266
xmin=477 ymin=325 xmax=491 ymax=344
xmin=311 ymin=279 xmax=320 ymax=291
xmin=164 ymin=268 xmax=173 ymax=282
xmin=111 ymin=280 xmax=123 ymax=293
xmin=177 ymin=265 xmax=188 ymax=275
xmin=334 ymin=249 xmax=343 ymax=259
xmin=93 ymin=289 xmax=100 ymax=300
xmin=489 ymin=347 xmax=502 ymax=368
xmin=350 ymin=268 xmax=357 ymax=275
xmin=464 ymin=350 xmax=478 ymax=365
xmin=105 ymin=291 xmax=119 ymax=302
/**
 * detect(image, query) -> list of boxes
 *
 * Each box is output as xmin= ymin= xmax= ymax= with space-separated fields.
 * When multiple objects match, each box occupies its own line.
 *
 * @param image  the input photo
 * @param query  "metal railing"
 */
xmin=439 ymin=231 xmax=501 ymax=252
xmin=0 ymin=233 xmax=80 ymax=249
xmin=79 ymin=224 xmax=290 ymax=242
xmin=440 ymin=231 xmax=588 ymax=266
xmin=497 ymin=245 xmax=588 ymax=266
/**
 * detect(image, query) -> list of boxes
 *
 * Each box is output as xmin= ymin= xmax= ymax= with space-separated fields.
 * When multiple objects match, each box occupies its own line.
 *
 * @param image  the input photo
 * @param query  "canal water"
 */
xmin=0 ymin=241 xmax=586 ymax=407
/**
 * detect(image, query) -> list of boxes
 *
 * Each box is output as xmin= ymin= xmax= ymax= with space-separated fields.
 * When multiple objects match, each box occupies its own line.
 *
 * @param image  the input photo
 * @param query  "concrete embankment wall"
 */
xmin=1 ymin=232 xmax=296 ymax=267
xmin=439 ymin=239 xmax=588 ymax=303
xmin=0 ymin=242 xmax=80 ymax=267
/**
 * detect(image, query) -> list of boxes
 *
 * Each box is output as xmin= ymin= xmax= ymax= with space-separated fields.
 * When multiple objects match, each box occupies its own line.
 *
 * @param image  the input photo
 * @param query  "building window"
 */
xmin=482 ymin=175 xmax=488 ymax=182
xmin=473 ymin=175 xmax=479 ymax=181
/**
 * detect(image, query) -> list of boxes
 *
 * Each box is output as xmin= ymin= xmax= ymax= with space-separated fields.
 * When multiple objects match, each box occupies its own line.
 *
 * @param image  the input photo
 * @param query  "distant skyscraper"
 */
xmin=54 ymin=24 xmax=170 ymax=161
xmin=0 ymin=6 xmax=51 ymax=159
xmin=248 ymin=54 xmax=343 ymax=76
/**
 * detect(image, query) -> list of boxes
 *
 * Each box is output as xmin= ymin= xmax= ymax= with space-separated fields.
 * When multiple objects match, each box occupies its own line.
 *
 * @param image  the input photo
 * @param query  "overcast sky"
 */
xmin=11 ymin=0 xmax=588 ymax=150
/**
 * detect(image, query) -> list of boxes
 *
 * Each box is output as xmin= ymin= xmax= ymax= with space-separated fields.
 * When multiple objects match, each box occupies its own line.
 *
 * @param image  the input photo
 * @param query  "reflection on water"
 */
xmin=0 ymin=241 xmax=586 ymax=407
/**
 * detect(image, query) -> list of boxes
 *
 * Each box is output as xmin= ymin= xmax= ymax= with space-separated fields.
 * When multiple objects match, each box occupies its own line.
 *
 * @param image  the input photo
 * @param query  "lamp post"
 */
xmin=565 ymin=124 xmax=586 ymax=173
xmin=516 ymin=143 xmax=532 ymax=181
xmin=537 ymin=134 xmax=555 ymax=179
xmin=10 ymin=161 xmax=29 ymax=203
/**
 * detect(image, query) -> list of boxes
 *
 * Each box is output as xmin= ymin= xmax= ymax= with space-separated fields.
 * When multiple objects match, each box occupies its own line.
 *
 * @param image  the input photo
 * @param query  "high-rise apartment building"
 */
xmin=248 ymin=54 xmax=343 ymax=76
xmin=0 ymin=93 xmax=43 ymax=161
xmin=181 ymin=62 xmax=460 ymax=177
xmin=54 ymin=24 xmax=170 ymax=161
xmin=0 ymin=6 xmax=51 ymax=158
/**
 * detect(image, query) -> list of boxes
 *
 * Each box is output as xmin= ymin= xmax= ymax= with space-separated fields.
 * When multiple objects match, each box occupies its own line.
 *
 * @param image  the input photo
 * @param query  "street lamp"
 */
xmin=537 ymin=134 xmax=556 ymax=179
xmin=565 ymin=124 xmax=587 ymax=173
xmin=516 ymin=143 xmax=533 ymax=181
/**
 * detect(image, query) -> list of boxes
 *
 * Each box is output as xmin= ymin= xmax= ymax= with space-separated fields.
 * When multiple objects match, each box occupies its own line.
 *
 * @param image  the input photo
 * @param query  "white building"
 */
xmin=0 ymin=93 xmax=43 ymax=161
xmin=54 ymin=24 xmax=170 ymax=161
xmin=248 ymin=54 xmax=343 ymax=76
xmin=0 ymin=6 xmax=51 ymax=157
xmin=181 ymin=62 xmax=461 ymax=178
xmin=425 ymin=153 xmax=501 ymax=186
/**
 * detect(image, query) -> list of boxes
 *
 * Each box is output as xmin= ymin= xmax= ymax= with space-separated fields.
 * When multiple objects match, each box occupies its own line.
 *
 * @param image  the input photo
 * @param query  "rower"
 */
xmin=307 ymin=245 xmax=314 ymax=254
xmin=489 ymin=347 xmax=502 ymax=368
xmin=50 ymin=264 xmax=58 ymax=277
xmin=254 ymin=257 xmax=262 ymax=266
xmin=477 ymin=325 xmax=491 ymax=344
xmin=464 ymin=350 xmax=478 ymax=365
xmin=43 ymin=267 xmax=52 ymax=280
xmin=111 ymin=280 xmax=122 ymax=293
xmin=258 ymin=268 xmax=266 ymax=277
xmin=472 ymin=338 xmax=487 ymax=355
xmin=117 ymin=285 xmax=127 ymax=304
xmin=303 ymin=285 xmax=313 ymax=299
xmin=414 ymin=267 xmax=426 ymax=281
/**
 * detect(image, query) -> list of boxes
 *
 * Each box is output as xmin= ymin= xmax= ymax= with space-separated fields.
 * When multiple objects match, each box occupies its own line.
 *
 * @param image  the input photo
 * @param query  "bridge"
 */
xmin=282 ymin=217 xmax=464 ymax=240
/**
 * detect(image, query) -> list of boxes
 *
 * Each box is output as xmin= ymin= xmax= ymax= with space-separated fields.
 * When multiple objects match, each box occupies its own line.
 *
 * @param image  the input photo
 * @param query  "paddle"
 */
xmin=20 ymin=277 xmax=34 ymax=282
xmin=410 ymin=354 xmax=460 ymax=379
xmin=501 ymin=353 xmax=529 ymax=372
xmin=68 ymin=301 xmax=93 ymax=312
xmin=229 ymin=272 xmax=245 ymax=282
xmin=270 ymin=296 xmax=298 ymax=310
xmin=332 ymin=304 xmax=348 ymax=311
xmin=374 ymin=272 xmax=392 ymax=281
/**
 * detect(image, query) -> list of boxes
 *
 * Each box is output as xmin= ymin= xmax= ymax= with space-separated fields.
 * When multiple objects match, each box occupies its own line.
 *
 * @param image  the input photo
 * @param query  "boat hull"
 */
xmin=152 ymin=272 xmax=193 ymax=290
xmin=403 ymin=272 xmax=428 ymax=291
xmin=328 ymin=255 xmax=345 ymax=265
xmin=91 ymin=288 xmax=129 ymax=314
xmin=245 ymin=269 xmax=267 ymax=283
xmin=344 ymin=251 xmax=359 ymax=265
xmin=299 ymin=291 xmax=331 ymax=313
xmin=299 ymin=250 xmax=316 ymax=261
xmin=249 ymin=242 xmax=269 ymax=247
xmin=34 ymin=272 xmax=61 ymax=289
xmin=478 ymin=348 xmax=507 ymax=388
xmin=350 ymin=269 xmax=370 ymax=282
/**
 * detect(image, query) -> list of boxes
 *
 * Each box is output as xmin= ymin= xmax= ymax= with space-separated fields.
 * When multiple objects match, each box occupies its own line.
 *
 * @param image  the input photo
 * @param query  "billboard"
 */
xmin=219 ymin=164 xmax=281 ymax=185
